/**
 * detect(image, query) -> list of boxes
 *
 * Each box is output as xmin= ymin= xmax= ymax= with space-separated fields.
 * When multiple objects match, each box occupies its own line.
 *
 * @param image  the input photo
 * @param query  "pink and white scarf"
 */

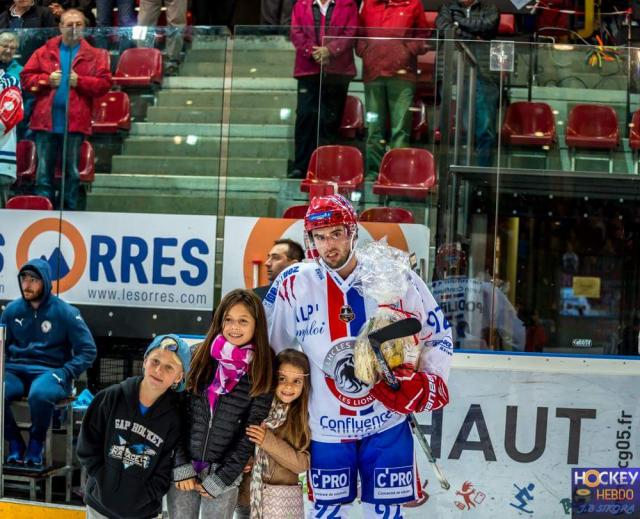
xmin=206 ymin=334 xmax=255 ymax=410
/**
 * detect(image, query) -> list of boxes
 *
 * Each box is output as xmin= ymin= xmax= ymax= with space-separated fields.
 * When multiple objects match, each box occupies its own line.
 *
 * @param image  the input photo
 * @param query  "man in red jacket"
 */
xmin=20 ymin=8 xmax=111 ymax=210
xmin=357 ymin=0 xmax=428 ymax=180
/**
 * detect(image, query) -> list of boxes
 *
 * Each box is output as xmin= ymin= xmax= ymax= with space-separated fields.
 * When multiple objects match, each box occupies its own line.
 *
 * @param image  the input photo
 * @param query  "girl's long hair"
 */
xmin=187 ymin=289 xmax=273 ymax=397
xmin=276 ymin=349 xmax=311 ymax=451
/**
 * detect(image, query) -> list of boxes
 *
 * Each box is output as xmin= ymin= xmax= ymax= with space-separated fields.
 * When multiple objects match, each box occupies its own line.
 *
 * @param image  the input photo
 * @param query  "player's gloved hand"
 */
xmin=370 ymin=364 xmax=449 ymax=414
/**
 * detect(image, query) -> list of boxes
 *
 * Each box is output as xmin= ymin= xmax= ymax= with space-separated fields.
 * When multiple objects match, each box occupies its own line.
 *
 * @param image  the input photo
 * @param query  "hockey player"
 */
xmin=264 ymin=194 xmax=453 ymax=518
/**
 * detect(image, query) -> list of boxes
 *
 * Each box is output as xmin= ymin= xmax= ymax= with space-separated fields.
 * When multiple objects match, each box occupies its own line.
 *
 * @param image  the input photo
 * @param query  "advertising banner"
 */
xmin=405 ymin=355 xmax=640 ymax=518
xmin=221 ymin=216 xmax=431 ymax=294
xmin=0 ymin=210 xmax=216 ymax=310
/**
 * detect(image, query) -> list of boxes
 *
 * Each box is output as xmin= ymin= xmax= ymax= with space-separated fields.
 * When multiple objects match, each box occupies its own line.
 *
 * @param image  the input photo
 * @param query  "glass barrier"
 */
xmin=1 ymin=21 xmax=640 ymax=509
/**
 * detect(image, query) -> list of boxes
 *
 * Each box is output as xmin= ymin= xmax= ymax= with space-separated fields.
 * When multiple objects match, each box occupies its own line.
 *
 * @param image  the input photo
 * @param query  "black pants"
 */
xmin=193 ymin=0 xmax=236 ymax=26
xmin=293 ymin=73 xmax=350 ymax=174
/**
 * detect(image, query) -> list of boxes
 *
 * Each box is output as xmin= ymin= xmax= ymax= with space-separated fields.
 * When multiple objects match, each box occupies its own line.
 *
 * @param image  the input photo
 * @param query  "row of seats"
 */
xmin=301 ymin=145 xmax=435 ymax=200
xmin=15 ymin=140 xmax=96 ymax=187
xmin=283 ymin=204 xmax=416 ymax=224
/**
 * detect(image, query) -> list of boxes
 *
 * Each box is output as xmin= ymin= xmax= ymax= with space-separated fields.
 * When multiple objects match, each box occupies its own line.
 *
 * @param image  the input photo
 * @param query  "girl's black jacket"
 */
xmin=77 ymin=376 xmax=183 ymax=519
xmin=172 ymin=365 xmax=273 ymax=497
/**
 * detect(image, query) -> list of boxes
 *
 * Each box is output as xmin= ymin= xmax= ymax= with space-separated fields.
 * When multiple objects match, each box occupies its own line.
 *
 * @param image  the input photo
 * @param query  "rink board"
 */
xmin=405 ymin=352 xmax=640 ymax=518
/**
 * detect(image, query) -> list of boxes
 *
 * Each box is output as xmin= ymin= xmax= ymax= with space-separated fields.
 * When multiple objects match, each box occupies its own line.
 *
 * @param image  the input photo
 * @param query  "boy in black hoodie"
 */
xmin=77 ymin=334 xmax=191 ymax=519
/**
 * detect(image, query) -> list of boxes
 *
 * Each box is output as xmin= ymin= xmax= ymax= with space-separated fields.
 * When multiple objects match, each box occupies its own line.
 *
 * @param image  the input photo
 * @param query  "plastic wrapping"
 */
xmin=354 ymin=240 xmax=418 ymax=385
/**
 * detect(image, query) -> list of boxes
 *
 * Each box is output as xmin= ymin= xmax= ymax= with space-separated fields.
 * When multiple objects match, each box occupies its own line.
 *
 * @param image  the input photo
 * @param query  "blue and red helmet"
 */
xmin=304 ymin=194 xmax=358 ymax=260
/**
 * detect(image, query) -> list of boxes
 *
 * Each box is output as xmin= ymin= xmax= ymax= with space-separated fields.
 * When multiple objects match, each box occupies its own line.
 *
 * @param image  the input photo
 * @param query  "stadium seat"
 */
xmin=6 ymin=195 xmax=52 ymax=210
xmin=502 ymin=101 xmax=555 ymax=168
xmin=629 ymin=110 xmax=640 ymax=174
xmin=54 ymin=141 xmax=96 ymax=184
xmin=359 ymin=206 xmax=416 ymax=224
xmin=301 ymin=145 xmax=364 ymax=195
xmin=424 ymin=11 xmax=437 ymax=29
xmin=92 ymin=91 xmax=131 ymax=133
xmin=373 ymin=148 xmax=436 ymax=200
xmin=565 ymin=104 xmax=619 ymax=172
xmin=16 ymin=140 xmax=36 ymax=185
xmin=502 ymin=102 xmax=555 ymax=147
xmin=282 ymin=204 xmax=310 ymax=219
xmin=113 ymin=48 xmax=163 ymax=87
xmin=339 ymin=95 xmax=364 ymax=139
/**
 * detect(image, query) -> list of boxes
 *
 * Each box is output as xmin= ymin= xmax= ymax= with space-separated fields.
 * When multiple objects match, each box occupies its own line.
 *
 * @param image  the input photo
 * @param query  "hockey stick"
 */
xmin=368 ymin=317 xmax=451 ymax=491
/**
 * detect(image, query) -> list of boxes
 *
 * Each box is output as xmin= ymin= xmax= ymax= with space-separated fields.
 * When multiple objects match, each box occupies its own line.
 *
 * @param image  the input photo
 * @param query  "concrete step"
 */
xmin=145 ymin=106 xmax=296 ymax=125
xmin=130 ymin=122 xmax=293 ymax=138
xmin=184 ymin=48 xmax=294 ymax=65
xmin=122 ymin=137 xmax=293 ymax=158
xmin=180 ymin=61 xmax=293 ymax=78
xmin=156 ymin=89 xmax=297 ymax=109
xmin=111 ymin=156 xmax=289 ymax=177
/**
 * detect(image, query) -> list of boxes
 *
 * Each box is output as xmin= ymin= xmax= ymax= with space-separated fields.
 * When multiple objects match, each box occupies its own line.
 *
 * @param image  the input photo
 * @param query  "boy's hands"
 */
xmin=195 ymin=483 xmax=212 ymax=499
xmin=175 ymin=478 xmax=197 ymax=491
xmin=246 ymin=424 xmax=267 ymax=446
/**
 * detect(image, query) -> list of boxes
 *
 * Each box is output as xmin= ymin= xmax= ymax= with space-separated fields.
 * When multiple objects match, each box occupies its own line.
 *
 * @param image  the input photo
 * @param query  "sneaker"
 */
xmin=24 ymin=439 xmax=44 ymax=467
xmin=6 ymin=439 xmax=25 ymax=465
xmin=287 ymin=169 xmax=305 ymax=179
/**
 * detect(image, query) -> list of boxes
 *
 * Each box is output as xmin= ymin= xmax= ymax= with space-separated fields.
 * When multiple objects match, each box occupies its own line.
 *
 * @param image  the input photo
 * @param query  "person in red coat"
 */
xmin=20 ymin=8 xmax=111 ymax=209
xmin=289 ymin=0 xmax=358 ymax=179
xmin=357 ymin=0 xmax=428 ymax=179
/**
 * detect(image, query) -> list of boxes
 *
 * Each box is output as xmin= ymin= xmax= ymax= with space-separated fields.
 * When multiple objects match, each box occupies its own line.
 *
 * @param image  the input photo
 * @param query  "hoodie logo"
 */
xmin=109 ymin=435 xmax=157 ymax=469
xmin=41 ymin=320 xmax=52 ymax=333
xmin=14 ymin=318 xmax=24 ymax=326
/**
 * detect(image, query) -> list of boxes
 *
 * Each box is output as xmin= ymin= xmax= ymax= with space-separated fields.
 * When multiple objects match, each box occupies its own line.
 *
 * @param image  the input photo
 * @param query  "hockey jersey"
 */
xmin=264 ymin=261 xmax=453 ymax=443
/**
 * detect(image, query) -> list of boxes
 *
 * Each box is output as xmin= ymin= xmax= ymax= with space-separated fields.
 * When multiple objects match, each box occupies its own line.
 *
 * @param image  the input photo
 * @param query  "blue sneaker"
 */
xmin=6 ymin=439 xmax=25 ymax=464
xmin=24 ymin=439 xmax=44 ymax=467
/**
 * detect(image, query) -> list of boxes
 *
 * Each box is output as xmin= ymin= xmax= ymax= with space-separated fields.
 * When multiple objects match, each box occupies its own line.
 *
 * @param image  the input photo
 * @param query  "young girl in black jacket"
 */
xmin=169 ymin=289 xmax=274 ymax=519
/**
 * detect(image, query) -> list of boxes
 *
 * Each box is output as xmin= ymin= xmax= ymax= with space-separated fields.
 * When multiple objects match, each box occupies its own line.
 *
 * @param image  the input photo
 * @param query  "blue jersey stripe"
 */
xmin=346 ymin=286 xmax=367 ymax=337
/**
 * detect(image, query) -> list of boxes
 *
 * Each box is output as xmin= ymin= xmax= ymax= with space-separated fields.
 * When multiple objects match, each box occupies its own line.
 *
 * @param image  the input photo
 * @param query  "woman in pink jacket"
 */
xmin=289 ymin=0 xmax=358 ymax=179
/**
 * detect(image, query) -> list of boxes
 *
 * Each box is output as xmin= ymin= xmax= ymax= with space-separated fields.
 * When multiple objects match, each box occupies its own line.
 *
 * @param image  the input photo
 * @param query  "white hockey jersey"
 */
xmin=264 ymin=261 xmax=453 ymax=443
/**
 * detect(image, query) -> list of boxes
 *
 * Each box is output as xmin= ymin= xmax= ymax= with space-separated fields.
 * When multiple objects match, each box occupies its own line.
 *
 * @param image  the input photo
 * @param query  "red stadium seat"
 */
xmin=16 ymin=140 xmax=36 ymax=185
xmin=301 ymin=145 xmax=364 ymax=195
xmin=359 ymin=206 xmax=416 ymax=224
xmin=373 ymin=148 xmax=436 ymax=200
xmin=565 ymin=104 xmax=619 ymax=172
xmin=6 ymin=195 xmax=52 ymax=210
xmin=282 ymin=204 xmax=310 ymax=219
xmin=92 ymin=91 xmax=131 ymax=133
xmin=502 ymin=102 xmax=555 ymax=147
xmin=339 ymin=95 xmax=364 ymax=139
xmin=113 ymin=48 xmax=163 ymax=87
xmin=424 ymin=11 xmax=437 ymax=30
xmin=498 ymin=14 xmax=516 ymax=35
xmin=55 ymin=141 xmax=96 ymax=184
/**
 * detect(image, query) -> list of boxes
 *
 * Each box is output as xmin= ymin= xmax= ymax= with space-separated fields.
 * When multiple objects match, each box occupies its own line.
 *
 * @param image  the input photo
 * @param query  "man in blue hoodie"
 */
xmin=0 ymin=257 xmax=97 ymax=466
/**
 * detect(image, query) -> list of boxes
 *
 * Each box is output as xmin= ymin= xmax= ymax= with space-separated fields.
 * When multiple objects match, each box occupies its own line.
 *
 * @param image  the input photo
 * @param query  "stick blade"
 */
xmin=368 ymin=317 xmax=422 ymax=345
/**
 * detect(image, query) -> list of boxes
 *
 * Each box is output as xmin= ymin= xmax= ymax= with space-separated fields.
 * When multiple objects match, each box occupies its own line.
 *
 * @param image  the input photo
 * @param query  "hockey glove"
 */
xmin=370 ymin=364 xmax=449 ymax=414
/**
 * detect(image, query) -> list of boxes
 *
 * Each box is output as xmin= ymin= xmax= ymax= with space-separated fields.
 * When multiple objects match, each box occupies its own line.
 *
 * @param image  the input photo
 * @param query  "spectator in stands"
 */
xmin=357 ymin=0 xmax=429 ymax=180
xmin=138 ymin=0 xmax=187 ymax=75
xmin=42 ymin=1 xmax=96 ymax=27
xmin=254 ymin=238 xmax=305 ymax=299
xmin=92 ymin=0 xmax=135 ymax=50
xmin=0 ymin=31 xmax=22 ymax=206
xmin=436 ymin=0 xmax=499 ymax=167
xmin=21 ymin=8 xmax=111 ymax=210
xmin=0 ymin=0 xmax=57 ymax=29
xmin=0 ymin=258 xmax=97 ymax=467
xmin=289 ymin=0 xmax=358 ymax=179
xmin=261 ymin=0 xmax=294 ymax=26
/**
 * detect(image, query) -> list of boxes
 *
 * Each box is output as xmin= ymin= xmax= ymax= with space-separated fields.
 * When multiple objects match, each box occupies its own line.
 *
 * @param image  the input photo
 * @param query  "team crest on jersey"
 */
xmin=338 ymin=304 xmax=355 ymax=323
xmin=323 ymin=338 xmax=373 ymax=407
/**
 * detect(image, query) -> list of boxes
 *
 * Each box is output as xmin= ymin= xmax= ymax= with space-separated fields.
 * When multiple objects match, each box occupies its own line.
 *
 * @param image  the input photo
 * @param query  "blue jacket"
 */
xmin=0 ymin=258 xmax=97 ymax=382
